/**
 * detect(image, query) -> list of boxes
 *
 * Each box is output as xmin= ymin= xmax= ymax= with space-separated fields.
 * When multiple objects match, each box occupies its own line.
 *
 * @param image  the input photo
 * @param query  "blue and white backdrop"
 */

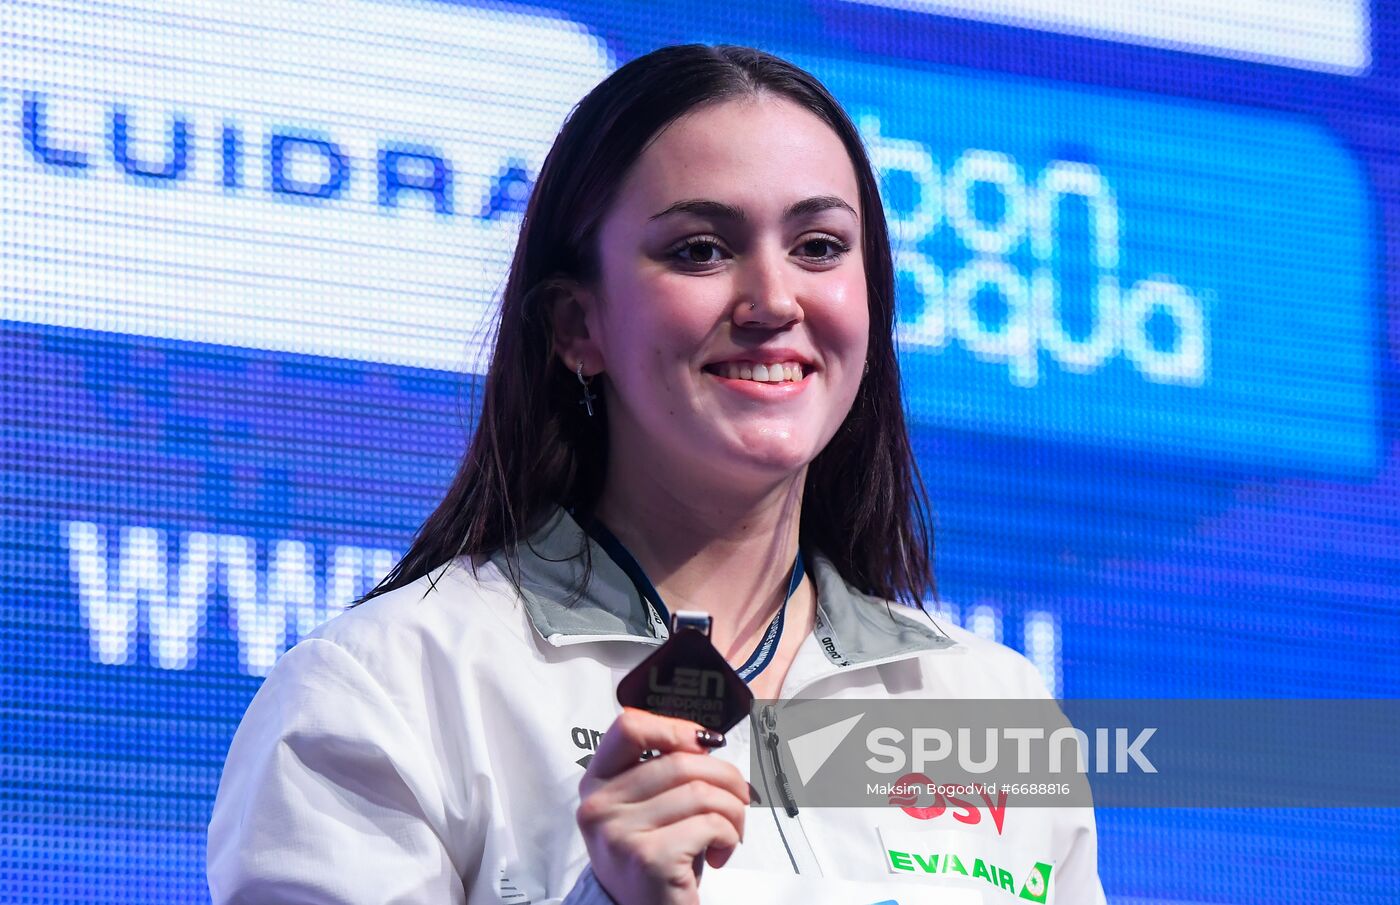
xmin=2 ymin=0 xmax=1396 ymax=901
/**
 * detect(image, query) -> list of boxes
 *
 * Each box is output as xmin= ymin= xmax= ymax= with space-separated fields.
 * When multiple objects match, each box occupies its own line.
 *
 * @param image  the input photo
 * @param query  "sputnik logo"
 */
xmin=785 ymin=712 xmax=865 ymax=784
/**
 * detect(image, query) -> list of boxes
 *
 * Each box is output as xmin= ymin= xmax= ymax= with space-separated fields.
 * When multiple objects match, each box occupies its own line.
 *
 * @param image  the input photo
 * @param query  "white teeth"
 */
xmin=715 ymin=361 xmax=805 ymax=383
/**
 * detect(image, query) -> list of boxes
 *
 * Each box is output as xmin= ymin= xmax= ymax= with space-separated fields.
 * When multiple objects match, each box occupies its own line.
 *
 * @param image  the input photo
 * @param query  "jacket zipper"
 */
xmin=751 ymin=643 xmax=965 ymax=877
xmin=760 ymin=704 xmax=800 ymax=817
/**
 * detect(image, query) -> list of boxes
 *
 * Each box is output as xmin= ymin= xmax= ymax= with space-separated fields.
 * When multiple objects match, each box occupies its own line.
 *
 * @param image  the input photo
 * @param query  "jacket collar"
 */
xmin=488 ymin=505 xmax=955 ymax=668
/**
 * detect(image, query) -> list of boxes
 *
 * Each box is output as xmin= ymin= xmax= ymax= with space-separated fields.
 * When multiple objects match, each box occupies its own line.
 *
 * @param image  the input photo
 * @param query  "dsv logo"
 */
xmin=19 ymin=91 xmax=532 ymax=219
xmin=889 ymin=772 xmax=1010 ymax=835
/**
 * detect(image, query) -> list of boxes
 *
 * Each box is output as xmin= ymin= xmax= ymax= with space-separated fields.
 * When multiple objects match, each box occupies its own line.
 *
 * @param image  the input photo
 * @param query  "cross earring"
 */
xmin=576 ymin=361 xmax=597 ymax=417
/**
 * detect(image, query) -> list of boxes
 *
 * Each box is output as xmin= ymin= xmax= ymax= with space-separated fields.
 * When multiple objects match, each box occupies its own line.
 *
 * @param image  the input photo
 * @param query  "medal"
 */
xmin=617 ymin=611 xmax=755 ymax=734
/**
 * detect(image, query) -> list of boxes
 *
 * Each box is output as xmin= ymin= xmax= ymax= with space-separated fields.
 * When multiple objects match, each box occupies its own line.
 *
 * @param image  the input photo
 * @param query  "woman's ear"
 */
xmin=548 ymin=279 xmax=603 ymax=377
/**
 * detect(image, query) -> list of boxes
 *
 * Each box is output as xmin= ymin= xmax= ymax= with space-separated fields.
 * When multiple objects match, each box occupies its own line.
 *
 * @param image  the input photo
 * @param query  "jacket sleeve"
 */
xmin=559 ymin=864 xmax=620 ymax=905
xmin=1048 ymin=804 xmax=1108 ymax=905
xmin=207 ymin=637 xmax=467 ymax=905
xmin=1015 ymin=656 xmax=1109 ymax=905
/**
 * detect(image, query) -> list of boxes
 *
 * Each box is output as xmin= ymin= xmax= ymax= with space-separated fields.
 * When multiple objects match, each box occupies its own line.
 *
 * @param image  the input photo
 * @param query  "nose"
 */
xmin=733 ymin=246 xmax=803 ymax=329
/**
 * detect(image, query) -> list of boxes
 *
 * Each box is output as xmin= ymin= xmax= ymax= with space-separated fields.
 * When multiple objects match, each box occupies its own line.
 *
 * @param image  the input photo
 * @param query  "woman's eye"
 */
xmin=671 ymin=238 xmax=727 ymax=266
xmin=798 ymin=236 xmax=850 ymax=261
xmin=668 ymin=235 xmax=848 ymax=267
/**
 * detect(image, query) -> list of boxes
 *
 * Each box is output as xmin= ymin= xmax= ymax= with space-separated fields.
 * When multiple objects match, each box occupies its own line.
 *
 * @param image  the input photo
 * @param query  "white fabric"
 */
xmin=208 ymin=513 xmax=1107 ymax=905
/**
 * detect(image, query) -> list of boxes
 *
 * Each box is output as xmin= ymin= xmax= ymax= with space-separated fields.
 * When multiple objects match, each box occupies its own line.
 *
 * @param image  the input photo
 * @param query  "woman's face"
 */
xmin=583 ymin=95 xmax=869 ymax=493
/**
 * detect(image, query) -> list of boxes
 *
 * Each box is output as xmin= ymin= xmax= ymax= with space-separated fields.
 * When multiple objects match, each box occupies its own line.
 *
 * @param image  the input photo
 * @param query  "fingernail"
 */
xmin=747 ymin=782 xmax=760 ymax=805
xmin=696 ymin=728 xmax=726 ymax=748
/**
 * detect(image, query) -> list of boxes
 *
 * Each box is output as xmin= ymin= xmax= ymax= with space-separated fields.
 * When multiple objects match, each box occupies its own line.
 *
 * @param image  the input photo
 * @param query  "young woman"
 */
xmin=207 ymin=44 xmax=1105 ymax=905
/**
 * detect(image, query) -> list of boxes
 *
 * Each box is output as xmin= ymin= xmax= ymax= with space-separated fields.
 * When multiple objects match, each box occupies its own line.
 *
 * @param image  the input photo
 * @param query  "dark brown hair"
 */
xmin=358 ymin=44 xmax=936 ymax=607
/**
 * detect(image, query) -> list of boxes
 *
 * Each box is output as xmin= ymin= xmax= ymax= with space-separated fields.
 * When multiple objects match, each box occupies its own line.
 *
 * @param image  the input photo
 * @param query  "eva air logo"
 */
xmin=1019 ymin=862 xmax=1052 ymax=902
xmin=884 ymin=840 xmax=1054 ymax=903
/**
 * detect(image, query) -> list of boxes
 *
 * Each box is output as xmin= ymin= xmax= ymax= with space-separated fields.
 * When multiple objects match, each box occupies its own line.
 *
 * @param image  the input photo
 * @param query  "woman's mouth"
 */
xmin=702 ymin=360 xmax=810 ymax=384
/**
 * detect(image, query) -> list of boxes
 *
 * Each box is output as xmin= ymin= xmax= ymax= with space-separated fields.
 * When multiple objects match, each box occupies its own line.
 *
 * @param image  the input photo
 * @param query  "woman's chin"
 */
xmin=716 ymin=442 xmax=817 ymax=481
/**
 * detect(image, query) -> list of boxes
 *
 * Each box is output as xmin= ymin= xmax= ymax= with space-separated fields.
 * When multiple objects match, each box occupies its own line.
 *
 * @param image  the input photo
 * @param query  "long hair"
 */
xmin=357 ymin=44 xmax=936 ymax=607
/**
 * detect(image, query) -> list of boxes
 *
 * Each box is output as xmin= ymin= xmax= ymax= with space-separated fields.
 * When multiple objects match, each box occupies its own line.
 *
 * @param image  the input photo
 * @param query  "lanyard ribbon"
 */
xmin=579 ymin=514 xmax=804 ymax=683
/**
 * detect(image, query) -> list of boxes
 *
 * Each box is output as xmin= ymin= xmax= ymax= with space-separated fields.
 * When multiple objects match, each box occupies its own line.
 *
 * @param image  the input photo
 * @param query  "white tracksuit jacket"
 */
xmin=207 ymin=506 xmax=1107 ymax=904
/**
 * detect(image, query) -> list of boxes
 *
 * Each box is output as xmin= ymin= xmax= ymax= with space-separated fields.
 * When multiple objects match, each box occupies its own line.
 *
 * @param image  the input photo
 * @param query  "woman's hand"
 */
xmin=576 ymin=707 xmax=749 ymax=905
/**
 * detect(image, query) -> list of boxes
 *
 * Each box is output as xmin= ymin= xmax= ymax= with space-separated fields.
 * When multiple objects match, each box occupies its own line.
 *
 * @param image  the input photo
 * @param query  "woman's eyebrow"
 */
xmin=786 ymin=195 xmax=859 ymax=222
xmin=648 ymin=195 xmax=859 ymax=223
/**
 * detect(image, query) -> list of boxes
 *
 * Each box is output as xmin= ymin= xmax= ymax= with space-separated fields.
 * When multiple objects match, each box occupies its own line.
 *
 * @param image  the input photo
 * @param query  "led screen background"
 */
xmin=1 ymin=0 xmax=1397 ymax=901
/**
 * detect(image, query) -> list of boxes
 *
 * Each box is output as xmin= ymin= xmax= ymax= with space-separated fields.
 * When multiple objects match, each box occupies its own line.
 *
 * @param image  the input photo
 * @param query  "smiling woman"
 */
xmin=206 ymin=44 xmax=1106 ymax=905
xmin=554 ymin=93 xmax=872 ymax=612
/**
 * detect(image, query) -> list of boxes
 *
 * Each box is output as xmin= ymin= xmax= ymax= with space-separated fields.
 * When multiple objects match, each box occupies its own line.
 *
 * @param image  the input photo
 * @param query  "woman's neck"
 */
xmin=590 ymin=467 xmax=808 ymax=665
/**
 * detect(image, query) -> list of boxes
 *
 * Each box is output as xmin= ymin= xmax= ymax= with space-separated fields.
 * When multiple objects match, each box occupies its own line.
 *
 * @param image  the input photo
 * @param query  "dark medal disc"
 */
xmin=617 ymin=611 xmax=754 ymax=734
